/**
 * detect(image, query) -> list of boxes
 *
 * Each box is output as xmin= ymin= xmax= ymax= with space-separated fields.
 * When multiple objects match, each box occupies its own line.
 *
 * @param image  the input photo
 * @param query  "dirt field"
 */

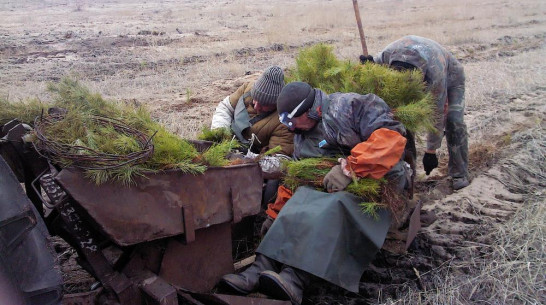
xmin=1 ymin=0 xmax=544 ymax=304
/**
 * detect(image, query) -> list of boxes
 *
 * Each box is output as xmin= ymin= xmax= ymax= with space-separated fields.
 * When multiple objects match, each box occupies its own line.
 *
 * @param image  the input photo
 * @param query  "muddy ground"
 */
xmin=1 ymin=0 xmax=544 ymax=304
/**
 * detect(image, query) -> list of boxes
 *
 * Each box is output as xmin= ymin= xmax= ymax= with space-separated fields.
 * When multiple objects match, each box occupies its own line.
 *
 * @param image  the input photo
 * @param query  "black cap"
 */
xmin=276 ymin=82 xmax=315 ymax=117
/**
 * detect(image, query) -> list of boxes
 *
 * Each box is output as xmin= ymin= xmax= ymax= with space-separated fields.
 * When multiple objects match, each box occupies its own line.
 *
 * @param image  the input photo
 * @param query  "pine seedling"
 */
xmin=0 ymin=97 xmax=47 ymax=125
xmin=111 ymin=165 xmax=148 ymax=186
xmin=288 ymin=44 xmax=435 ymax=133
xmin=27 ymin=77 xmax=243 ymax=185
xmin=39 ymin=77 xmax=206 ymax=183
xmin=283 ymin=158 xmax=387 ymax=215
xmin=286 ymin=43 xmax=341 ymax=91
xmin=172 ymin=160 xmax=207 ymax=175
xmin=147 ymin=127 xmax=199 ymax=169
xmin=263 ymin=145 xmax=282 ymax=156
xmin=85 ymin=169 xmax=112 ymax=185
xmin=201 ymin=140 xmax=239 ymax=167
xmin=345 ymin=177 xmax=385 ymax=199
xmin=92 ymin=125 xmax=119 ymax=154
xmin=394 ymin=97 xmax=436 ymax=133
xmin=113 ymin=134 xmax=141 ymax=154
xmin=197 ymin=126 xmax=233 ymax=143
xmin=119 ymin=104 xmax=156 ymax=131
xmin=283 ymin=158 xmax=339 ymax=191
xmin=41 ymin=111 xmax=89 ymax=145
xmin=84 ymin=130 xmax=98 ymax=150
xmin=85 ymin=165 xmax=149 ymax=186
xmin=47 ymin=77 xmax=120 ymax=118
xmin=359 ymin=202 xmax=384 ymax=220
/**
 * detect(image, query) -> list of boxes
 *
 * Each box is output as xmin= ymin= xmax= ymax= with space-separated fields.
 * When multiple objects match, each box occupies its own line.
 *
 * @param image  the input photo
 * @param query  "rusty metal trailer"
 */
xmin=0 ymin=119 xmax=289 ymax=305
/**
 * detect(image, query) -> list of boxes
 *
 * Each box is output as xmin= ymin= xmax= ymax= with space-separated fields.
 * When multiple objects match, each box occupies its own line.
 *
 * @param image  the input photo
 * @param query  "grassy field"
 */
xmin=1 ymin=0 xmax=544 ymax=303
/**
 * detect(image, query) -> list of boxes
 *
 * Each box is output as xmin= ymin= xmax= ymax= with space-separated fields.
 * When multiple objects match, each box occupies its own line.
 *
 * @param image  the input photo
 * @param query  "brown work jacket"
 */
xmin=229 ymin=82 xmax=294 ymax=156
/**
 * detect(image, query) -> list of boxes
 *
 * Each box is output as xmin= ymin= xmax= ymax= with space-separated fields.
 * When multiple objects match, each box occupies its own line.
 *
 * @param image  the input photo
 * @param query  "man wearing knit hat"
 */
xmin=210 ymin=66 xmax=293 ymax=177
xmin=220 ymin=82 xmax=412 ymax=304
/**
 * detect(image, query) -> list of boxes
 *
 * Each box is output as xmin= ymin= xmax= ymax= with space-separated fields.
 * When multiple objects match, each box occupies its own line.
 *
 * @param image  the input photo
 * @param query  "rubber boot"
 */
xmin=259 ymin=265 xmax=311 ymax=305
xmin=453 ymin=176 xmax=469 ymax=190
xmin=220 ymin=254 xmax=278 ymax=294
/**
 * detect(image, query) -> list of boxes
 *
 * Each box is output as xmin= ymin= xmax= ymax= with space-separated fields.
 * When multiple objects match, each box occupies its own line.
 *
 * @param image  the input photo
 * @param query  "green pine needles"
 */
xmin=197 ymin=126 xmax=233 ymax=143
xmin=2 ymin=77 xmax=238 ymax=185
xmin=287 ymin=44 xmax=343 ymax=93
xmin=282 ymin=158 xmax=386 ymax=217
xmin=283 ymin=158 xmax=337 ymax=191
xmin=0 ymin=97 xmax=46 ymax=125
xmin=200 ymin=140 xmax=239 ymax=167
xmin=283 ymin=45 xmax=424 ymax=217
xmin=287 ymin=43 xmax=436 ymax=133
xmin=359 ymin=202 xmax=383 ymax=220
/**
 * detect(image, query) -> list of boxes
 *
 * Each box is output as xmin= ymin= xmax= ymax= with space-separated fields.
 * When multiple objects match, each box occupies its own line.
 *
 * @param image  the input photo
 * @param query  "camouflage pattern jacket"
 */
xmin=295 ymin=89 xmax=406 ymax=159
xmin=375 ymin=35 xmax=465 ymax=150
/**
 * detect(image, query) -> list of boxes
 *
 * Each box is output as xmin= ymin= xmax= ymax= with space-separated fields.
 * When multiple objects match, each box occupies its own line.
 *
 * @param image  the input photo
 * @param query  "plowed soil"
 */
xmin=1 ymin=0 xmax=544 ymax=304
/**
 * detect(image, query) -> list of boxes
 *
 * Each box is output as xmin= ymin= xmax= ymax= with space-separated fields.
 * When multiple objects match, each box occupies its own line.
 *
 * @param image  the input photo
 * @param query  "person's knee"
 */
xmin=446 ymin=110 xmax=466 ymax=134
xmin=385 ymin=162 xmax=411 ymax=194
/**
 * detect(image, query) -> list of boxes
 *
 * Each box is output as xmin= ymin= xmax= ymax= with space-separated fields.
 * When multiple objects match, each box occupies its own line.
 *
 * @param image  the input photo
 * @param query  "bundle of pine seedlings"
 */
xmin=282 ymin=158 xmax=386 ymax=218
xmin=197 ymin=126 xmax=233 ymax=143
xmin=0 ymin=97 xmax=46 ymax=126
xmin=286 ymin=44 xmax=435 ymax=133
xmin=6 ymin=78 xmax=239 ymax=185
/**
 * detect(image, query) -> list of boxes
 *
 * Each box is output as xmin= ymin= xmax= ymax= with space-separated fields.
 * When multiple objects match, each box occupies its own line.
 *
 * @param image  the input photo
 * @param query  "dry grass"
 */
xmin=380 ymin=199 xmax=544 ymax=304
xmin=465 ymin=49 xmax=546 ymax=111
xmin=2 ymin=0 xmax=545 ymax=107
xmin=1 ymin=0 xmax=545 ymax=302
xmin=380 ymin=126 xmax=546 ymax=305
xmin=51 ymin=236 xmax=96 ymax=294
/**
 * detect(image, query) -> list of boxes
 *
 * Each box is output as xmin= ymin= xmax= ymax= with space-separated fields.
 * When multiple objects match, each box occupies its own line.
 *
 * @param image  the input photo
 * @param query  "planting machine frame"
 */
xmin=0 ymin=119 xmax=289 ymax=305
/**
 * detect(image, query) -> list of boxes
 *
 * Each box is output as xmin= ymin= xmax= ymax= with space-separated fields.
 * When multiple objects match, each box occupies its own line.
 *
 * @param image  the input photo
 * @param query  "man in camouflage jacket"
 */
xmin=220 ymin=82 xmax=411 ymax=304
xmin=373 ymin=35 xmax=469 ymax=190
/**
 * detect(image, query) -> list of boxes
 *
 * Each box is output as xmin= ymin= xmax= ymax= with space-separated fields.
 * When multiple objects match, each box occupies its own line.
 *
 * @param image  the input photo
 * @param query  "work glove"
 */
xmin=259 ymin=154 xmax=290 ymax=175
xmin=422 ymin=152 xmax=438 ymax=175
xmin=260 ymin=216 xmax=274 ymax=237
xmin=244 ymin=150 xmax=259 ymax=160
xmin=359 ymin=55 xmax=374 ymax=64
xmin=323 ymin=165 xmax=352 ymax=193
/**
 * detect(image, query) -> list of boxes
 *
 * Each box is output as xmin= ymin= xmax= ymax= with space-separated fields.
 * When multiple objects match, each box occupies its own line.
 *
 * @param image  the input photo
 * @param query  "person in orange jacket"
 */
xmin=220 ymin=82 xmax=411 ymax=304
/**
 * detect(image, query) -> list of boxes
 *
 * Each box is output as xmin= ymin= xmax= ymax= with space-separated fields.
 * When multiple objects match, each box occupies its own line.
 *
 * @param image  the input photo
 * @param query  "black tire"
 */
xmin=0 ymin=260 xmax=27 ymax=305
xmin=0 ymin=156 xmax=63 ymax=305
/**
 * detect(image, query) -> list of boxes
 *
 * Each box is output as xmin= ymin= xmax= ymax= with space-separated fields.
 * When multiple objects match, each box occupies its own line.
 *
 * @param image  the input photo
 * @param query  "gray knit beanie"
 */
xmin=251 ymin=66 xmax=285 ymax=105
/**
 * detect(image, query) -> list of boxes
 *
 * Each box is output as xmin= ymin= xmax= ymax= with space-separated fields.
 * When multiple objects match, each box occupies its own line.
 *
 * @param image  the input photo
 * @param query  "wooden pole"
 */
xmin=352 ymin=0 xmax=368 ymax=56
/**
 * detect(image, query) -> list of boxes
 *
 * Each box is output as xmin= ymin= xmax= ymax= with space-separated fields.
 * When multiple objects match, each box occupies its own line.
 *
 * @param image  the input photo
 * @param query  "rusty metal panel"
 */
xmin=1 ymin=119 xmax=21 ymax=137
xmin=177 ymin=291 xmax=207 ymax=305
xmin=405 ymin=200 xmax=422 ymax=249
xmin=62 ymin=289 xmax=102 ymax=305
xmin=213 ymin=294 xmax=292 ymax=305
xmin=159 ymin=223 xmax=233 ymax=293
xmin=141 ymin=274 xmax=178 ymax=305
xmin=55 ymin=163 xmax=262 ymax=246
xmin=191 ymin=293 xmax=292 ymax=305
xmin=123 ymin=241 xmax=166 ymax=276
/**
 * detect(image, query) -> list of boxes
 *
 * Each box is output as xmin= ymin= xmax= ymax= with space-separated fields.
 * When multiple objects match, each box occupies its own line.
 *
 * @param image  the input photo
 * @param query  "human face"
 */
xmin=278 ymin=97 xmax=307 ymax=131
xmin=279 ymin=110 xmax=317 ymax=132
xmin=290 ymin=113 xmax=317 ymax=132
xmin=253 ymin=100 xmax=276 ymax=114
